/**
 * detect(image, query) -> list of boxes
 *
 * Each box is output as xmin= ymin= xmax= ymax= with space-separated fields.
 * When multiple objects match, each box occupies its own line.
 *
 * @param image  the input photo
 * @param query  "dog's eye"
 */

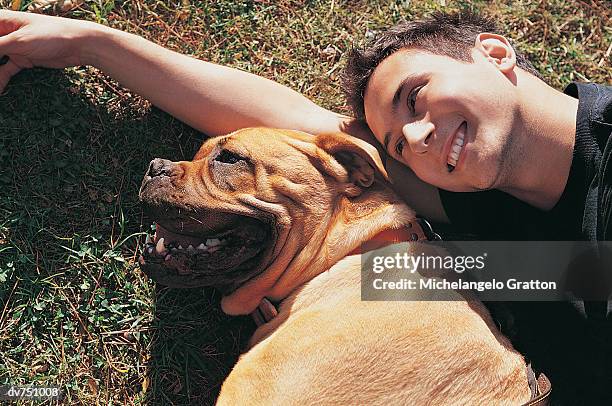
xmin=215 ymin=150 xmax=246 ymax=164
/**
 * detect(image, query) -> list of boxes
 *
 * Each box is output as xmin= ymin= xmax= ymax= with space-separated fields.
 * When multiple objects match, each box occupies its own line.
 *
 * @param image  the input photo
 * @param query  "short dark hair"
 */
xmin=342 ymin=11 xmax=543 ymax=119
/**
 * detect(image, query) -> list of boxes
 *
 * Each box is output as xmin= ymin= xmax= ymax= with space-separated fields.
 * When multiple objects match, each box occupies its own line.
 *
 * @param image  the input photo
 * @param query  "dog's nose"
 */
xmin=146 ymin=158 xmax=176 ymax=178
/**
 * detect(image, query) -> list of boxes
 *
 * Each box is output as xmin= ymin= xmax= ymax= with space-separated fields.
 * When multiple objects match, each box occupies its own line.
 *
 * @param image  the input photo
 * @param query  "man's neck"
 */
xmin=500 ymin=72 xmax=579 ymax=211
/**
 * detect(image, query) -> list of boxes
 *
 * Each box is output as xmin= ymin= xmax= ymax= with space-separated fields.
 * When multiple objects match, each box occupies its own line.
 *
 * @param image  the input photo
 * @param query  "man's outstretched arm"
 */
xmin=0 ymin=10 xmax=449 ymax=223
xmin=0 ymin=10 xmax=341 ymax=137
xmin=83 ymin=26 xmax=347 ymax=137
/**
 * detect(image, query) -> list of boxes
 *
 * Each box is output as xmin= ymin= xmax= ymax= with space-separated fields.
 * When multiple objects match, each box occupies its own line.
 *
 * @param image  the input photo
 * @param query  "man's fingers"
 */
xmin=0 ymin=59 xmax=22 ymax=94
xmin=250 ymin=299 xmax=279 ymax=326
xmin=251 ymin=308 xmax=265 ymax=327
xmin=258 ymin=298 xmax=278 ymax=322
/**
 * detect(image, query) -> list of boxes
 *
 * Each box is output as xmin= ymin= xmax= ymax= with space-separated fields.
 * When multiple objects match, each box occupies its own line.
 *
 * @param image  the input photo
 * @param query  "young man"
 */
xmin=0 ymin=9 xmax=610 ymax=404
xmin=341 ymin=14 xmax=612 ymax=245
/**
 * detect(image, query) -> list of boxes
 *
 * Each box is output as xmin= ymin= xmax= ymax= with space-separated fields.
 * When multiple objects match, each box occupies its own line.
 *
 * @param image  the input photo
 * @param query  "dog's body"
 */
xmin=138 ymin=128 xmax=535 ymax=405
xmin=221 ymin=255 xmax=529 ymax=405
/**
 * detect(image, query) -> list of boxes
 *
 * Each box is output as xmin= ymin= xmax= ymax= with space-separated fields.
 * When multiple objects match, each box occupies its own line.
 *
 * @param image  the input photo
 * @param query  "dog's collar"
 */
xmin=523 ymin=365 xmax=552 ymax=405
xmin=348 ymin=217 xmax=441 ymax=256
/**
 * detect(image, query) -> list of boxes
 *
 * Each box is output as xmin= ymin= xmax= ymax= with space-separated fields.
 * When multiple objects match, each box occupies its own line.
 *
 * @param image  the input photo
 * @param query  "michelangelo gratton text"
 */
xmin=372 ymin=278 xmax=558 ymax=292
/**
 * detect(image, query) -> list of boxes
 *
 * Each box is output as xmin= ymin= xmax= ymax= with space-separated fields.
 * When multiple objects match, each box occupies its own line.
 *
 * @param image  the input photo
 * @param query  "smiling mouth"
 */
xmin=447 ymin=121 xmax=467 ymax=173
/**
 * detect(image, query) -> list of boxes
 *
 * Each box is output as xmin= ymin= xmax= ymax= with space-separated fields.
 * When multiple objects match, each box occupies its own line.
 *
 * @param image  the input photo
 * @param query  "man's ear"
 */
xmin=475 ymin=33 xmax=516 ymax=74
xmin=314 ymin=132 xmax=388 ymax=195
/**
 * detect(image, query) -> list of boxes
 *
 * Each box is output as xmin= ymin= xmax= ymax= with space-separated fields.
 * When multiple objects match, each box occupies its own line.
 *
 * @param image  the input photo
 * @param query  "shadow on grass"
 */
xmin=0 ymin=69 xmax=253 ymax=405
xmin=147 ymin=287 xmax=255 ymax=405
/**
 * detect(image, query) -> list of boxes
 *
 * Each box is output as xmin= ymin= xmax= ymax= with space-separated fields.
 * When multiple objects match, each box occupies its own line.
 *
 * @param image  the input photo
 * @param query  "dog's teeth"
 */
xmin=197 ymin=243 xmax=207 ymax=250
xmin=178 ymin=244 xmax=184 ymax=250
xmin=155 ymin=237 xmax=166 ymax=255
xmin=187 ymin=244 xmax=195 ymax=252
xmin=206 ymin=238 xmax=220 ymax=247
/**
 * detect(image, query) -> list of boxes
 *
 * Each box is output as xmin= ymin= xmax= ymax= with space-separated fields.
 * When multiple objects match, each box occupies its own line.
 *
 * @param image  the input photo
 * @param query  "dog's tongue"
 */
xmin=154 ymin=223 xmax=206 ymax=246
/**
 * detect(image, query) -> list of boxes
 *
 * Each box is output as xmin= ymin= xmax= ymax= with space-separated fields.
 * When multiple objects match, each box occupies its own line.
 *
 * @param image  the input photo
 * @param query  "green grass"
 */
xmin=0 ymin=0 xmax=609 ymax=404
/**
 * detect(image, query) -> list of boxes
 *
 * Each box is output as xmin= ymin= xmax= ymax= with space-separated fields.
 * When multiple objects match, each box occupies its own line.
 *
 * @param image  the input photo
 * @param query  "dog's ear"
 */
xmin=314 ymin=132 xmax=388 ymax=195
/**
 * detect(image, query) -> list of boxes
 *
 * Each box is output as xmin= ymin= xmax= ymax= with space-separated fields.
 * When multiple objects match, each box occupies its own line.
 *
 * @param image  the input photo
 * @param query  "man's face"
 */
xmin=364 ymin=48 xmax=520 ymax=192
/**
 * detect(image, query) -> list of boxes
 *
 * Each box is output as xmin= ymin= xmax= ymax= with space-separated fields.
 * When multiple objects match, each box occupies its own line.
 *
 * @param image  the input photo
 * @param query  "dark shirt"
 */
xmin=437 ymin=82 xmax=612 ymax=405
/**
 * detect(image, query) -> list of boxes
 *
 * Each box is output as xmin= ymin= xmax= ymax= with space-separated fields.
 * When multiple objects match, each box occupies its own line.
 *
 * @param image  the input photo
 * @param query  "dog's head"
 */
xmin=139 ymin=128 xmax=394 ymax=313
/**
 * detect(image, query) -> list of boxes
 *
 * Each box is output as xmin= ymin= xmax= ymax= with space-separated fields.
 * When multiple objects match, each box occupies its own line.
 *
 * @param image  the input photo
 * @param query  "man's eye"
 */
xmin=395 ymin=139 xmax=405 ymax=156
xmin=408 ymin=85 xmax=423 ymax=114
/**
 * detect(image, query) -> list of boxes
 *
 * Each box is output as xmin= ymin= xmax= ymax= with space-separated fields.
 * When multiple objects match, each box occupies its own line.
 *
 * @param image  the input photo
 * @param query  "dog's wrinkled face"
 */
xmin=138 ymin=127 xmax=387 ymax=295
xmin=138 ymin=131 xmax=278 ymax=291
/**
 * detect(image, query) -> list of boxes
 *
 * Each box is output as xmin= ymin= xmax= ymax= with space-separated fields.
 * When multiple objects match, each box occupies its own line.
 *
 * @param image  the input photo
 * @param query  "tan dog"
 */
xmin=138 ymin=128 xmax=546 ymax=405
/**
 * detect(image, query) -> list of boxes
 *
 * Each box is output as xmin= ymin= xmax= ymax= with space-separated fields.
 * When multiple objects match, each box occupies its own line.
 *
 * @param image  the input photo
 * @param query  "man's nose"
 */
xmin=145 ymin=158 xmax=178 ymax=178
xmin=402 ymin=121 xmax=434 ymax=154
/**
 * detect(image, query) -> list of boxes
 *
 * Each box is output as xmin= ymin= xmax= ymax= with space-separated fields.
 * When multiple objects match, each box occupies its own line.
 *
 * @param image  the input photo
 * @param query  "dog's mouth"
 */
xmin=139 ymin=213 xmax=273 ymax=290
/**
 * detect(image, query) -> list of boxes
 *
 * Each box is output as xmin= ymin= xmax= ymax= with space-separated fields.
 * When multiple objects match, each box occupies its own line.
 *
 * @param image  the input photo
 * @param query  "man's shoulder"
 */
xmin=564 ymin=81 xmax=612 ymax=98
xmin=572 ymin=82 xmax=612 ymax=240
xmin=564 ymin=82 xmax=612 ymax=159
xmin=564 ymin=82 xmax=612 ymax=128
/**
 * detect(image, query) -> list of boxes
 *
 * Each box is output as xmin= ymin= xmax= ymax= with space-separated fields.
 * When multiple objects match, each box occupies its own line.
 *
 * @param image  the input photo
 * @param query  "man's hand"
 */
xmin=0 ymin=10 xmax=95 ymax=92
xmin=251 ymin=298 xmax=279 ymax=327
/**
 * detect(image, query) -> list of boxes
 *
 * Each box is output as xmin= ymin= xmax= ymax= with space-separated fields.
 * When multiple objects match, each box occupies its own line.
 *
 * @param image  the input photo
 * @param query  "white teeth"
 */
xmin=155 ymin=238 xmax=166 ymax=255
xmin=447 ymin=123 xmax=466 ymax=167
xmin=206 ymin=238 xmax=220 ymax=247
xmin=156 ymin=239 xmax=226 ymax=254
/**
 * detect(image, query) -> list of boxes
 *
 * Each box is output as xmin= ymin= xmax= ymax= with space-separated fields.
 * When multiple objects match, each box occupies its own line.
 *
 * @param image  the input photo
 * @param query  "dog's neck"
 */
xmin=346 ymin=225 xmax=425 ymax=256
xmin=221 ymin=183 xmax=416 ymax=315
xmin=267 ymin=186 xmax=416 ymax=297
